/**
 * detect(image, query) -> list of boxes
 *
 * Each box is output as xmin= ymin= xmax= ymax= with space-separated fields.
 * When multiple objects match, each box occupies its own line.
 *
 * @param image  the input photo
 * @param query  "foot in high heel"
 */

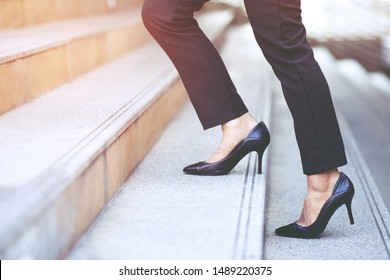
xmin=275 ymin=172 xmax=355 ymax=238
xmin=183 ymin=121 xmax=270 ymax=176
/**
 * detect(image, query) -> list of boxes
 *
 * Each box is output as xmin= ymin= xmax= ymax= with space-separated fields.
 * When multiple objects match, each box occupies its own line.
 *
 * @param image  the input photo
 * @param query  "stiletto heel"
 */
xmin=275 ymin=172 xmax=355 ymax=238
xmin=257 ymin=151 xmax=264 ymax=174
xmin=346 ymin=198 xmax=354 ymax=225
xmin=183 ymin=121 xmax=270 ymax=176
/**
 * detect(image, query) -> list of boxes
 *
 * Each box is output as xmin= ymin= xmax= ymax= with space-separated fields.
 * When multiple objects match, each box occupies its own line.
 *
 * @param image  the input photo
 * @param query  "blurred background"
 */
xmin=220 ymin=0 xmax=390 ymax=76
xmin=302 ymin=0 xmax=390 ymax=77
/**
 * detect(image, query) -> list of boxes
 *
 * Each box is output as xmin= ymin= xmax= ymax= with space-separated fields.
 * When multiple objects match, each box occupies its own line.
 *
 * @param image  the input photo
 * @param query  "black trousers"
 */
xmin=141 ymin=0 xmax=347 ymax=175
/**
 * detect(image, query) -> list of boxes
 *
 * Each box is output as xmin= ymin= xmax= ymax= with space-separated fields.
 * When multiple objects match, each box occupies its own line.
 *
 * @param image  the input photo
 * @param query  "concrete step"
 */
xmin=336 ymin=58 xmax=390 ymax=101
xmin=263 ymin=47 xmax=390 ymax=259
xmin=68 ymin=22 xmax=274 ymax=260
xmin=0 ymin=9 xmax=149 ymax=115
xmin=0 ymin=10 xmax=235 ymax=259
xmin=0 ymin=0 xmax=143 ymax=29
xmin=302 ymin=0 xmax=390 ymax=77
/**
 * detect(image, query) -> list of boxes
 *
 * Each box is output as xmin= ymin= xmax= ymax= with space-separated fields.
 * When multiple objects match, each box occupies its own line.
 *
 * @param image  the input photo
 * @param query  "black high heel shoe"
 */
xmin=275 ymin=172 xmax=355 ymax=238
xmin=183 ymin=121 xmax=270 ymax=176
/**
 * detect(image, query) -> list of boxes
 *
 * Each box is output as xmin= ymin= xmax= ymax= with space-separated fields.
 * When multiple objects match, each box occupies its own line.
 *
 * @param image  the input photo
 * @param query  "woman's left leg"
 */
xmin=142 ymin=0 xmax=249 ymax=130
xmin=142 ymin=0 xmax=259 ymax=164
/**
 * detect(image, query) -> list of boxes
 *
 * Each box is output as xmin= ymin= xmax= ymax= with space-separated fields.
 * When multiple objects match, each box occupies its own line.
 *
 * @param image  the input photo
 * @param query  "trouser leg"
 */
xmin=142 ymin=0 xmax=248 ymax=129
xmin=243 ymin=0 xmax=347 ymax=175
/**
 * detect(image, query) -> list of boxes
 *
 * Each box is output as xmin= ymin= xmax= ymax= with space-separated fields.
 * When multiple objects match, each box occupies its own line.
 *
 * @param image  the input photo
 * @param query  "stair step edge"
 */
xmin=0 ymin=9 xmax=236 ymax=259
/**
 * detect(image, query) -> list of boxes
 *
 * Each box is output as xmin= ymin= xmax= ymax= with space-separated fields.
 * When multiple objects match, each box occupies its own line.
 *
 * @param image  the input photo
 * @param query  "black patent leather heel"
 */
xmin=183 ymin=121 xmax=270 ymax=176
xmin=275 ymin=172 xmax=355 ymax=239
xmin=346 ymin=198 xmax=354 ymax=225
xmin=257 ymin=150 xmax=264 ymax=174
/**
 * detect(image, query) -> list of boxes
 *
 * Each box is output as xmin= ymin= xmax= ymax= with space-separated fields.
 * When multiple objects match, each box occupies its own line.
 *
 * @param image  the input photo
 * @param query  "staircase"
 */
xmin=1 ymin=0 xmax=390 ymax=260
xmin=0 ymin=0 xmax=236 ymax=259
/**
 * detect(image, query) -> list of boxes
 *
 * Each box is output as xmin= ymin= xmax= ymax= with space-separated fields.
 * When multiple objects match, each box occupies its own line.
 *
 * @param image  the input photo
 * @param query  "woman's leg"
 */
xmin=244 ymin=0 xmax=347 ymax=175
xmin=243 ymin=0 xmax=347 ymax=225
xmin=142 ymin=0 xmax=258 ymax=162
xmin=142 ymin=0 xmax=248 ymax=130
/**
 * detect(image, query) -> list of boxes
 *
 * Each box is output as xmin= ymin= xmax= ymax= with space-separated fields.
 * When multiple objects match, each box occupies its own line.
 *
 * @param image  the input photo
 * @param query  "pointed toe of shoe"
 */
xmin=275 ymin=223 xmax=297 ymax=237
xmin=275 ymin=223 xmax=318 ymax=239
xmin=183 ymin=162 xmax=203 ymax=174
xmin=182 ymin=161 xmax=229 ymax=176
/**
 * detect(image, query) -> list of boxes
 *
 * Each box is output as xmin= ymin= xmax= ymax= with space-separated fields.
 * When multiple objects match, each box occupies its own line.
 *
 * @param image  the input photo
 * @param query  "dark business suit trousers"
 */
xmin=141 ymin=0 xmax=347 ymax=175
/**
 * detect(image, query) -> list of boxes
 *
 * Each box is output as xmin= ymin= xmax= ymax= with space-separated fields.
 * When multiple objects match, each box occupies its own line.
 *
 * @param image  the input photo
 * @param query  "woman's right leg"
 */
xmin=142 ymin=0 xmax=248 ymax=130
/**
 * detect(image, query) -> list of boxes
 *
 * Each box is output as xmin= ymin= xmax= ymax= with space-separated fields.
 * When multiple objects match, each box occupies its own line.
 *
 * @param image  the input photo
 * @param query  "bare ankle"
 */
xmin=221 ymin=113 xmax=257 ymax=134
xmin=297 ymin=169 xmax=341 ymax=226
xmin=307 ymin=169 xmax=340 ymax=194
xmin=207 ymin=113 xmax=258 ymax=163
